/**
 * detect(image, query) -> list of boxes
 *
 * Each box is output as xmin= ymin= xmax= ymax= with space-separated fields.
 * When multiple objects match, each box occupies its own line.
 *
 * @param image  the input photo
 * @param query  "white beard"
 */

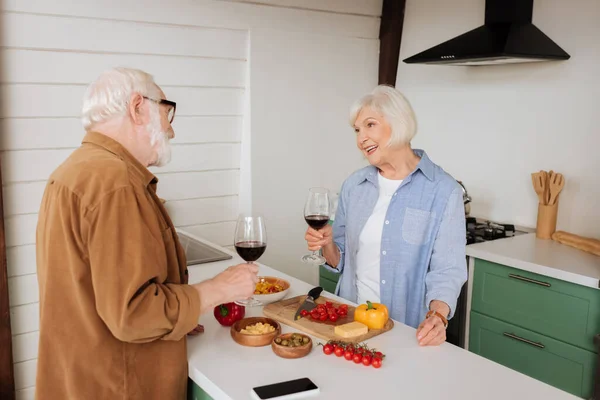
xmin=147 ymin=105 xmax=171 ymax=167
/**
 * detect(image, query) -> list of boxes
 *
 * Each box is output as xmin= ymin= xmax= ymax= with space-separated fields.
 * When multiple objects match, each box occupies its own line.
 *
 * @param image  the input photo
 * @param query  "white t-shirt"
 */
xmin=356 ymin=173 xmax=402 ymax=304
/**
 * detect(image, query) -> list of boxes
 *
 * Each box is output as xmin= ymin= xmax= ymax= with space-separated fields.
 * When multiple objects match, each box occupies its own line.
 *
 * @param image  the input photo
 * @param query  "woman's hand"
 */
xmin=416 ymin=315 xmax=446 ymax=346
xmin=416 ymin=301 xmax=450 ymax=346
xmin=305 ymin=224 xmax=333 ymax=251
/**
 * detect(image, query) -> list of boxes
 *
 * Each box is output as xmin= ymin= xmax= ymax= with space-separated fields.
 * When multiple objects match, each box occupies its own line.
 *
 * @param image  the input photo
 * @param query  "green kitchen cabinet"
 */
xmin=319 ymin=265 xmax=340 ymax=294
xmin=470 ymin=312 xmax=596 ymax=399
xmin=471 ymin=259 xmax=600 ymax=353
xmin=469 ymin=258 xmax=599 ymax=398
xmin=188 ymin=379 xmax=213 ymax=400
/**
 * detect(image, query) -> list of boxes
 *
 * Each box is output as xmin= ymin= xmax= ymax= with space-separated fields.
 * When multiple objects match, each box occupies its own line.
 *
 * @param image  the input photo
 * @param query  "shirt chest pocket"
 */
xmin=401 ymin=207 xmax=434 ymax=246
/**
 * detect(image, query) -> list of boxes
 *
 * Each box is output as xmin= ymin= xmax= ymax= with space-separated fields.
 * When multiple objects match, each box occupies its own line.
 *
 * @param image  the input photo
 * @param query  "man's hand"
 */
xmin=193 ymin=263 xmax=259 ymax=314
xmin=187 ymin=324 xmax=204 ymax=336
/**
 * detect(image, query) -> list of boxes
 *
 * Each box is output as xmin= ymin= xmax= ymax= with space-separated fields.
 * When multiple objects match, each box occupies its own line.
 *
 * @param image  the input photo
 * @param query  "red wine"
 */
xmin=235 ymin=241 xmax=267 ymax=262
xmin=305 ymin=215 xmax=329 ymax=230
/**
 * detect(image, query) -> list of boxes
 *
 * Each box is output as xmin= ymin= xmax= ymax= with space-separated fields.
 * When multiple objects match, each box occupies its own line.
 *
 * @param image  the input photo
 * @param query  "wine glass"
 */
xmin=301 ymin=187 xmax=330 ymax=264
xmin=234 ymin=214 xmax=267 ymax=307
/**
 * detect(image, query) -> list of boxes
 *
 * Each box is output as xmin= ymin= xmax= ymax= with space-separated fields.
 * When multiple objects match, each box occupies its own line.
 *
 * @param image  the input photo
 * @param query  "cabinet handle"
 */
xmin=508 ymin=273 xmax=551 ymax=287
xmin=503 ymin=332 xmax=545 ymax=349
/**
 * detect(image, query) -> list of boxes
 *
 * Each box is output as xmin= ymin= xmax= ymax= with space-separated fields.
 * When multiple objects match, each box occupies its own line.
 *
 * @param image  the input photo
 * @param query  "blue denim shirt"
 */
xmin=325 ymin=149 xmax=467 ymax=329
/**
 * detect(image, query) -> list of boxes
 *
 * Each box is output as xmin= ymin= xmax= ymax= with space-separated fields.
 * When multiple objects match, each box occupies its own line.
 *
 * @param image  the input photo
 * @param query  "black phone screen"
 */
xmin=252 ymin=377 xmax=318 ymax=399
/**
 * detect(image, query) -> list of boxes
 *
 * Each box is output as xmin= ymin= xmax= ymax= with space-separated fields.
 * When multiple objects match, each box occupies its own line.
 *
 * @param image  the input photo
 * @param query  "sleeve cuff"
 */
xmin=426 ymin=291 xmax=457 ymax=320
xmin=161 ymin=284 xmax=201 ymax=341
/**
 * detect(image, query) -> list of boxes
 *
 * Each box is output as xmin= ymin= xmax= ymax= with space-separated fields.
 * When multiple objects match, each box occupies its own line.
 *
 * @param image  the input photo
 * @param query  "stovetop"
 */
xmin=466 ymin=217 xmax=526 ymax=245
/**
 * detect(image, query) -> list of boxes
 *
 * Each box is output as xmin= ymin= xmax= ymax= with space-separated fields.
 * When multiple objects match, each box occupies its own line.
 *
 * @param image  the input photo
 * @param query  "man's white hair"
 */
xmin=81 ymin=67 xmax=161 ymax=131
xmin=349 ymin=85 xmax=418 ymax=146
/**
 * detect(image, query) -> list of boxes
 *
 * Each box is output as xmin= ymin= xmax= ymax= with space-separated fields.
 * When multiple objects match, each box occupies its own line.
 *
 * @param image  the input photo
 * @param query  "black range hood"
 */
xmin=403 ymin=0 xmax=570 ymax=66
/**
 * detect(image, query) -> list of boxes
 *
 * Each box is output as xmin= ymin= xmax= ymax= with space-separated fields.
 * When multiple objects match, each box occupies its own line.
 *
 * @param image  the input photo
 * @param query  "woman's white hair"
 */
xmin=81 ymin=67 xmax=161 ymax=131
xmin=349 ymin=85 xmax=418 ymax=146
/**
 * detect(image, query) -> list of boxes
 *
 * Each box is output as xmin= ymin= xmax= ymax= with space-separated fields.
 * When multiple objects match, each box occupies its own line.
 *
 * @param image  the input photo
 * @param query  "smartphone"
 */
xmin=251 ymin=377 xmax=319 ymax=400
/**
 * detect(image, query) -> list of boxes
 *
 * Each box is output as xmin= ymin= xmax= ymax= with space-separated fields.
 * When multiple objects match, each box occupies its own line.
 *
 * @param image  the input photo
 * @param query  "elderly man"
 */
xmin=35 ymin=67 xmax=258 ymax=399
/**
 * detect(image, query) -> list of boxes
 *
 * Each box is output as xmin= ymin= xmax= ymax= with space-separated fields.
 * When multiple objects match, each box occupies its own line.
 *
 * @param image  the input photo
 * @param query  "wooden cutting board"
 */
xmin=262 ymin=294 xmax=394 ymax=343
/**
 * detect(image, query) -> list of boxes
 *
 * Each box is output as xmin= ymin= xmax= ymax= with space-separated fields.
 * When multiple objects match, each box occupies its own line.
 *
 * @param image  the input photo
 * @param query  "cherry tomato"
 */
xmin=339 ymin=304 xmax=348 ymax=311
xmin=300 ymin=309 xmax=309 ymax=317
xmin=325 ymin=301 xmax=333 ymax=308
xmin=329 ymin=314 xmax=338 ymax=323
xmin=319 ymin=314 xmax=328 ymax=322
xmin=338 ymin=309 xmax=347 ymax=317
xmin=353 ymin=353 xmax=362 ymax=364
xmin=362 ymin=354 xmax=372 ymax=366
xmin=323 ymin=344 xmax=334 ymax=355
xmin=372 ymin=358 xmax=382 ymax=368
xmin=317 ymin=304 xmax=326 ymax=312
xmin=344 ymin=350 xmax=354 ymax=360
xmin=334 ymin=347 xmax=345 ymax=357
xmin=374 ymin=351 xmax=383 ymax=359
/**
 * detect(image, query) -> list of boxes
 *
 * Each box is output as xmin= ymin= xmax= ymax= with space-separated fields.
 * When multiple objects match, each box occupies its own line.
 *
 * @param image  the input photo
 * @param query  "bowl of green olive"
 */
xmin=271 ymin=332 xmax=312 ymax=359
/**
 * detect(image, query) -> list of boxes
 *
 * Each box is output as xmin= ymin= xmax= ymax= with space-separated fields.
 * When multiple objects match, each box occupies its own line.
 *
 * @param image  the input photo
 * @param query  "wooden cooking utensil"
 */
xmin=548 ymin=172 xmax=565 ymax=206
xmin=541 ymin=170 xmax=549 ymax=206
xmin=546 ymin=170 xmax=554 ymax=204
xmin=531 ymin=172 xmax=545 ymax=204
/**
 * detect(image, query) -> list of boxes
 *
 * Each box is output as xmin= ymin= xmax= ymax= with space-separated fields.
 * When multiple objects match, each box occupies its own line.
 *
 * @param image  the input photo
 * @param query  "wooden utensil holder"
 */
xmin=536 ymin=202 xmax=558 ymax=239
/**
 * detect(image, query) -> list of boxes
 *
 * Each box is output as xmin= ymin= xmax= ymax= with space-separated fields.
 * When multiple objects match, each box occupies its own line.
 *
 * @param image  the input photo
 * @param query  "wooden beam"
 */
xmin=0 ymin=156 xmax=15 ymax=400
xmin=378 ymin=0 xmax=407 ymax=86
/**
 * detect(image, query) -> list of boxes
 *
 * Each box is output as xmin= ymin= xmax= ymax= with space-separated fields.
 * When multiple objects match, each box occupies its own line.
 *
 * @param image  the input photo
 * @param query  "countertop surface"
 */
xmin=183 ymin=231 xmax=578 ymax=400
xmin=466 ymin=233 xmax=600 ymax=289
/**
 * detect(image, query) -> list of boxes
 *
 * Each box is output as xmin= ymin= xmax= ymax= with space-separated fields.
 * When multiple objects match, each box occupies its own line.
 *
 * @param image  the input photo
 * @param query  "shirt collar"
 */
xmin=82 ymin=131 xmax=157 ymax=186
xmin=361 ymin=148 xmax=435 ymax=184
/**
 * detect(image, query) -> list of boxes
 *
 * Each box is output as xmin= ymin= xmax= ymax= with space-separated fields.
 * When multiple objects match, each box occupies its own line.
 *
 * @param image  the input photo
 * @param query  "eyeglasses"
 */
xmin=143 ymin=96 xmax=177 ymax=124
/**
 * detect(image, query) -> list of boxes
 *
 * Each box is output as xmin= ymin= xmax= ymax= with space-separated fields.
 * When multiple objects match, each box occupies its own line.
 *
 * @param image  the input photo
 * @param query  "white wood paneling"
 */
xmin=8 ymin=274 xmax=39 ymax=307
xmin=156 ymin=170 xmax=240 ymax=201
xmin=2 ymin=144 xmax=240 ymax=183
xmin=1 ymin=149 xmax=72 ymax=183
xmin=1 ymin=13 xmax=248 ymax=60
xmin=165 ymin=196 xmax=239 ymax=227
xmin=7 ymin=245 xmax=37 ymax=278
xmin=5 ymin=214 xmax=38 ymax=247
xmin=3 ymin=182 xmax=46 ymax=216
xmin=150 ymin=144 xmax=241 ymax=174
xmin=178 ymin=221 xmax=237 ymax=247
xmin=3 ymin=169 xmax=241 ymax=216
xmin=1 ymin=0 xmax=379 ymax=39
xmin=10 ymin=303 xmax=40 ymax=335
xmin=171 ymin=116 xmax=243 ymax=144
xmin=12 ymin=332 xmax=39 ymax=363
xmin=0 ymin=85 xmax=244 ymax=118
xmin=0 ymin=116 xmax=242 ymax=151
xmin=1 ymin=49 xmax=246 ymax=87
xmin=16 ymin=386 xmax=35 ymax=400
xmin=221 ymin=0 xmax=382 ymax=16
xmin=0 ymin=118 xmax=84 ymax=150
xmin=14 ymin=359 xmax=37 ymax=390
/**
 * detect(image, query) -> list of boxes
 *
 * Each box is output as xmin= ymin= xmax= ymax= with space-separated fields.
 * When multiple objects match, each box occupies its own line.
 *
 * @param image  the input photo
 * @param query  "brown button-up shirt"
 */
xmin=35 ymin=132 xmax=201 ymax=400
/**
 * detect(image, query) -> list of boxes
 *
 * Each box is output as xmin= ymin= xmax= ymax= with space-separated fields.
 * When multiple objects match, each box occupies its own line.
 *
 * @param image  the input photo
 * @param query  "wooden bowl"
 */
xmin=230 ymin=317 xmax=281 ymax=347
xmin=253 ymin=276 xmax=291 ymax=305
xmin=271 ymin=333 xmax=313 ymax=359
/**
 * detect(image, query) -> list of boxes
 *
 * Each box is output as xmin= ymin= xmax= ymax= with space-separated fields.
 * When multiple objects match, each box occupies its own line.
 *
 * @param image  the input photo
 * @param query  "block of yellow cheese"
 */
xmin=334 ymin=321 xmax=368 ymax=338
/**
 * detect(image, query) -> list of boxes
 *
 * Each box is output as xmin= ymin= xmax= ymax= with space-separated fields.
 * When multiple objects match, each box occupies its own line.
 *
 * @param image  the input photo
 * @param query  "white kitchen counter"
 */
xmin=466 ymin=233 xmax=600 ymax=289
xmin=182 ymin=232 xmax=578 ymax=400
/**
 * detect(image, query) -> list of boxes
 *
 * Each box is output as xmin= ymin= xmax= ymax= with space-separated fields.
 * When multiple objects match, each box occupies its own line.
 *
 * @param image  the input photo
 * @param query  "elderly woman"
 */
xmin=305 ymin=85 xmax=467 ymax=346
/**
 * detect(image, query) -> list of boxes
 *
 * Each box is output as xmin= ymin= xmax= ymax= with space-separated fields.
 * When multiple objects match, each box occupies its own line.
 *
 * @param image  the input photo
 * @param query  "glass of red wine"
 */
xmin=234 ymin=214 xmax=267 ymax=307
xmin=302 ymin=187 xmax=330 ymax=265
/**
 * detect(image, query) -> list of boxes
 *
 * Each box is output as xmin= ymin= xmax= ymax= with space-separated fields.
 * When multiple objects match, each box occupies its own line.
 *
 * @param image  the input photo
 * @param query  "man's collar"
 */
xmin=82 ymin=131 xmax=157 ymax=186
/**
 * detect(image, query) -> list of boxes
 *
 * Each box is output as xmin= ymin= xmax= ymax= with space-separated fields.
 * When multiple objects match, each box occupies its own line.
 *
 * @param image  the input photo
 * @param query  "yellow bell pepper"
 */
xmin=354 ymin=301 xmax=389 ymax=330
